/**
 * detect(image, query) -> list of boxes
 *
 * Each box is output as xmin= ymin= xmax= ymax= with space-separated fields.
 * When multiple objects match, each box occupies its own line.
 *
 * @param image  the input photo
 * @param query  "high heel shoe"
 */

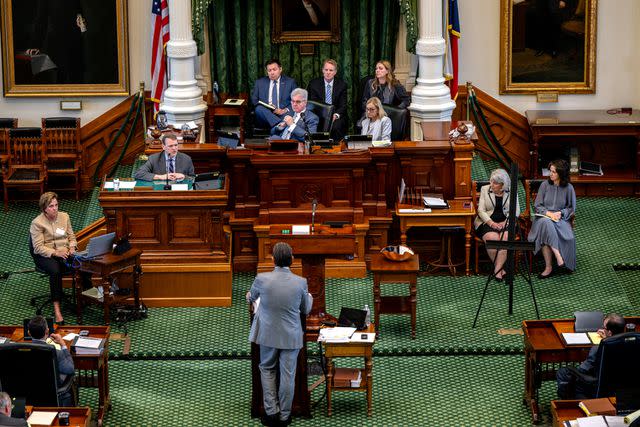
xmin=537 ymin=271 xmax=553 ymax=280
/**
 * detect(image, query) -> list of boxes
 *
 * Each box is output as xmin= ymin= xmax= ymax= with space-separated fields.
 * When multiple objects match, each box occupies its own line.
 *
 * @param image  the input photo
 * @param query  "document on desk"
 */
xmin=562 ymin=332 xmax=591 ymax=345
xmin=27 ymin=411 xmax=58 ymax=425
xmin=318 ymin=327 xmax=357 ymax=343
xmin=398 ymin=208 xmax=431 ymax=213
xmin=576 ymin=415 xmax=608 ymax=427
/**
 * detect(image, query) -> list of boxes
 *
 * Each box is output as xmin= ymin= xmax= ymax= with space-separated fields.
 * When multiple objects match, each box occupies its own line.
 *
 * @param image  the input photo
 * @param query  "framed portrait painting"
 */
xmin=272 ymin=0 xmax=340 ymax=43
xmin=1 ymin=0 xmax=129 ymax=97
xmin=499 ymin=0 xmax=597 ymax=94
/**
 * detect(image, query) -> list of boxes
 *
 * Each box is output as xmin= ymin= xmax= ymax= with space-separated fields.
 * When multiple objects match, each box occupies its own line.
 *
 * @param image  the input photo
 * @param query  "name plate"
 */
xmin=291 ymin=225 xmax=310 ymax=235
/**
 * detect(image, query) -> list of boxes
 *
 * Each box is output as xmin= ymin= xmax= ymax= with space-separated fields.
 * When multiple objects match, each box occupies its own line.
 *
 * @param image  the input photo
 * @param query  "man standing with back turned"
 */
xmin=247 ymin=242 xmax=313 ymax=426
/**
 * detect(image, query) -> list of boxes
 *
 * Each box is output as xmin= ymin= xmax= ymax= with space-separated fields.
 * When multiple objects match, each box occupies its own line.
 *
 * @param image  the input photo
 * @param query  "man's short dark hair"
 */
xmin=272 ymin=242 xmax=293 ymax=267
xmin=28 ymin=315 xmax=48 ymax=339
xmin=265 ymin=58 xmax=281 ymax=68
xmin=605 ymin=313 xmax=626 ymax=335
xmin=160 ymin=133 xmax=178 ymax=146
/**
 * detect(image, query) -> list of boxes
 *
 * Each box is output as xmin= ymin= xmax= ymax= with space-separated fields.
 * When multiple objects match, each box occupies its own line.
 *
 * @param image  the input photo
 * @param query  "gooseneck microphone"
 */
xmin=311 ymin=198 xmax=318 ymax=233
xmin=163 ymin=158 xmax=172 ymax=190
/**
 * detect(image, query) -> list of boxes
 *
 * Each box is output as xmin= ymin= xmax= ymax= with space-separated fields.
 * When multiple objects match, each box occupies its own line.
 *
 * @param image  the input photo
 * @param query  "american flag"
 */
xmin=151 ymin=0 xmax=170 ymax=113
xmin=444 ymin=0 xmax=460 ymax=100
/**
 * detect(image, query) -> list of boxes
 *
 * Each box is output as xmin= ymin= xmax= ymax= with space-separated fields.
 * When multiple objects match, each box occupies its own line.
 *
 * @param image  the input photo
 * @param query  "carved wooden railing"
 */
xmin=453 ymin=84 xmax=532 ymax=177
xmin=79 ymin=95 xmax=152 ymax=191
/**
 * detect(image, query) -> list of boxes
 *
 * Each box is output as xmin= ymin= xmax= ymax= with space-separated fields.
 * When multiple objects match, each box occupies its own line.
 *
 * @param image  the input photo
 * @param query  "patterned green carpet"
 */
xmin=1 ymin=157 xmax=638 ymax=425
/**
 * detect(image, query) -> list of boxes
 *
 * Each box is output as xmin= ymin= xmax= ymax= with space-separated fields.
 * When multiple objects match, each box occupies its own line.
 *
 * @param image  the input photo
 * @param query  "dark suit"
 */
xmin=0 ymin=413 xmax=28 ymax=427
xmin=133 ymin=152 xmax=195 ymax=181
xmin=270 ymin=109 xmax=319 ymax=142
xmin=251 ymin=75 xmax=297 ymax=128
xmin=307 ymin=77 xmax=347 ymax=140
xmin=361 ymin=79 xmax=410 ymax=112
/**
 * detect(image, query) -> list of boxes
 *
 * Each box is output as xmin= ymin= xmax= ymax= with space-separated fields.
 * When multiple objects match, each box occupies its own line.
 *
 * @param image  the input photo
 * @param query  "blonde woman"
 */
xmin=360 ymin=97 xmax=392 ymax=141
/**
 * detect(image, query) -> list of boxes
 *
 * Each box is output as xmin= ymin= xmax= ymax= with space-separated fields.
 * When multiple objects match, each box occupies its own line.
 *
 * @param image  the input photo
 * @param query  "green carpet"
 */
xmin=1 ymin=158 xmax=639 ymax=425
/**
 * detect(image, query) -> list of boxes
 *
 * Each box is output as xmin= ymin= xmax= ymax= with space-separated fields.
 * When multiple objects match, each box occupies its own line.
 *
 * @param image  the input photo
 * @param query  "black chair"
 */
xmin=568 ymin=332 xmax=640 ymax=398
xmin=0 ymin=342 xmax=77 ymax=406
xmin=306 ymin=100 xmax=335 ymax=133
xmin=28 ymin=235 xmax=76 ymax=316
xmin=383 ymin=104 xmax=409 ymax=141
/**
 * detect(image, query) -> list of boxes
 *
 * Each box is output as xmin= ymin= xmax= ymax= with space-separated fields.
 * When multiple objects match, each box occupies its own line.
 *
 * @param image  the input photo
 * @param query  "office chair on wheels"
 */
xmin=28 ymin=234 xmax=76 ymax=317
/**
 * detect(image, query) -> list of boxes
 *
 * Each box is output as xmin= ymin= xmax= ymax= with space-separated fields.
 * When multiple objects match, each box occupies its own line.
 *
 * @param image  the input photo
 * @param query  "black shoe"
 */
xmin=55 ymin=319 xmax=65 ymax=326
xmin=494 ymin=276 xmax=504 ymax=282
xmin=279 ymin=416 xmax=292 ymax=426
xmin=260 ymin=413 xmax=280 ymax=427
xmin=537 ymin=271 xmax=553 ymax=280
xmin=555 ymin=264 xmax=571 ymax=275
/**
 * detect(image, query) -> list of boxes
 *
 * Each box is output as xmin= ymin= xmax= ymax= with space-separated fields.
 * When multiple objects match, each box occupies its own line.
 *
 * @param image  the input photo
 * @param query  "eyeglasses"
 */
xmin=366 ymin=107 xmax=377 ymax=112
xmin=291 ymin=100 xmax=304 ymax=104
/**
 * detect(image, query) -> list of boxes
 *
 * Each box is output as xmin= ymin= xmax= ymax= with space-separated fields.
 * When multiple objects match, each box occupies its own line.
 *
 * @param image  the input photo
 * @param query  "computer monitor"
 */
xmin=193 ymin=172 xmax=223 ymax=190
xmin=216 ymin=130 xmax=240 ymax=149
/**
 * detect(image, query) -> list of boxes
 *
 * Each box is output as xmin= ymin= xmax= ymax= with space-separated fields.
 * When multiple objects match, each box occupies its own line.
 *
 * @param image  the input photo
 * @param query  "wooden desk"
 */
xmin=527 ymin=109 xmax=640 ymax=196
xmin=144 ymin=142 xmax=226 ymax=174
xmin=1 ymin=325 xmax=110 ymax=426
xmin=208 ymin=100 xmax=247 ymax=145
xmin=98 ymin=178 xmax=231 ymax=307
xmin=323 ymin=324 xmax=376 ymax=416
xmin=551 ymin=398 xmax=616 ymax=427
xmin=75 ymin=248 xmax=142 ymax=325
xmin=395 ymin=200 xmax=475 ymax=275
xmin=26 ymin=406 xmax=92 ymax=426
xmin=522 ymin=318 xmax=640 ymax=423
xmin=369 ymin=253 xmax=420 ymax=338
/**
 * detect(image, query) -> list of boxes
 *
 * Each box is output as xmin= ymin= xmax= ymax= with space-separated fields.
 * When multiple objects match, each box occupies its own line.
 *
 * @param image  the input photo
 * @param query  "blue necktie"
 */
xmin=325 ymin=83 xmax=332 ymax=104
xmin=271 ymin=80 xmax=278 ymax=107
xmin=168 ymin=158 xmax=174 ymax=173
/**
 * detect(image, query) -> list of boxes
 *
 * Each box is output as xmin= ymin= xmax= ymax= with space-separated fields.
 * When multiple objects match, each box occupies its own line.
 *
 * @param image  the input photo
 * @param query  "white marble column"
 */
xmin=408 ymin=0 xmax=456 ymax=140
xmin=161 ymin=0 xmax=208 ymax=129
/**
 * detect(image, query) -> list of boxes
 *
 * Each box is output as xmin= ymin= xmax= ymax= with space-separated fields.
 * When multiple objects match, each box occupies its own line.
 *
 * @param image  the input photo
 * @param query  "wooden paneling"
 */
xmin=454 ymin=85 xmax=531 ymax=177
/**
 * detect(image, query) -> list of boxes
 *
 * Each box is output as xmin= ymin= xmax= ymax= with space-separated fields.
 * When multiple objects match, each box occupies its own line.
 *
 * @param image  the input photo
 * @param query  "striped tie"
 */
xmin=168 ymin=158 xmax=174 ymax=173
xmin=325 ymin=83 xmax=332 ymax=104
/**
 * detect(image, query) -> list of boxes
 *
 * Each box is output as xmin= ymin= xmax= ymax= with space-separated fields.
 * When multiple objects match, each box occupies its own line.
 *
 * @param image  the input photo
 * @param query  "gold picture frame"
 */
xmin=272 ymin=0 xmax=340 ymax=43
xmin=499 ymin=0 xmax=597 ymax=94
xmin=1 ymin=0 xmax=129 ymax=97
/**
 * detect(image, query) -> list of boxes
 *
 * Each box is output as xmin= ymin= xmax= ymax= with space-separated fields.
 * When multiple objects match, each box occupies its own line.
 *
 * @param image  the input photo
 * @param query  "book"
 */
xmin=333 ymin=368 xmax=361 ymax=388
xmin=258 ymin=100 xmax=276 ymax=111
xmin=579 ymin=161 xmax=603 ymax=176
xmin=71 ymin=336 xmax=105 ymax=355
xmin=587 ymin=332 xmax=602 ymax=345
xmin=562 ymin=332 xmax=591 ymax=345
xmin=422 ymin=195 xmax=448 ymax=209
xmin=223 ymin=98 xmax=245 ymax=106
xmin=579 ymin=398 xmax=616 ymax=417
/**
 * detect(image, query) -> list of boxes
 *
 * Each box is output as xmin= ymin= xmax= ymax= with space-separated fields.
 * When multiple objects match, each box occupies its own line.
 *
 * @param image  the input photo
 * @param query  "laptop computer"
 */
xmin=193 ymin=172 xmax=223 ymax=190
xmin=75 ymin=232 xmax=116 ymax=259
xmin=574 ymin=310 xmax=604 ymax=333
xmin=23 ymin=317 xmax=54 ymax=340
xmin=337 ymin=307 xmax=367 ymax=330
xmin=216 ymin=130 xmax=240 ymax=149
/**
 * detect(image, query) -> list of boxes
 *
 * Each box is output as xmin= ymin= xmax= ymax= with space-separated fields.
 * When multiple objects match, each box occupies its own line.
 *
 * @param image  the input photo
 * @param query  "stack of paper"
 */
xmin=318 ymin=327 xmax=356 ymax=343
xmin=27 ymin=411 xmax=58 ymax=426
xmin=72 ymin=336 xmax=104 ymax=355
xmin=562 ymin=332 xmax=591 ymax=345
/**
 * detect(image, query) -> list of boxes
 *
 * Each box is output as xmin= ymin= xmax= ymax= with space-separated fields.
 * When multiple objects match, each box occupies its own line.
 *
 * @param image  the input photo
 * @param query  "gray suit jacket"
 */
xmin=0 ymin=413 xmax=28 ymax=427
xmin=133 ymin=152 xmax=195 ymax=181
xmin=247 ymin=267 xmax=312 ymax=349
xmin=360 ymin=116 xmax=392 ymax=141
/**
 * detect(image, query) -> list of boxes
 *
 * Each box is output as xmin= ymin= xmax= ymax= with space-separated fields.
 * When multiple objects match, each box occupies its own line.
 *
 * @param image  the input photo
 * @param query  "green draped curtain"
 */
xmin=207 ymin=0 xmax=400 ymax=129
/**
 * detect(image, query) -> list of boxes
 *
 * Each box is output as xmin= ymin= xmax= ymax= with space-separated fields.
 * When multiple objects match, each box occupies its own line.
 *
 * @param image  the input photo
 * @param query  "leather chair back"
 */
xmin=307 ymin=100 xmax=335 ymax=133
xmin=594 ymin=332 xmax=640 ymax=398
xmin=383 ymin=104 xmax=409 ymax=141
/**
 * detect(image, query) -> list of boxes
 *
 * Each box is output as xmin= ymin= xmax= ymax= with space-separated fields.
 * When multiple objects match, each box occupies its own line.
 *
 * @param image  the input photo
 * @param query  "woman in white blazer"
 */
xmin=360 ymin=96 xmax=392 ymax=141
xmin=473 ymin=168 xmax=520 ymax=281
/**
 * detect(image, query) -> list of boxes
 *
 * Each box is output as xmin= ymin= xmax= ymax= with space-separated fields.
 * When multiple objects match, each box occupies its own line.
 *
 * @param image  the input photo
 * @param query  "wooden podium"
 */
xmin=269 ymin=224 xmax=356 ymax=337
xmin=250 ymin=224 xmax=356 ymax=419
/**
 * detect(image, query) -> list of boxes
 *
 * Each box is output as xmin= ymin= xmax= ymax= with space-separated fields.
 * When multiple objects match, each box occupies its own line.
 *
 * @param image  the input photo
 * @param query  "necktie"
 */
xmin=325 ymin=83 xmax=332 ymax=104
xmin=168 ymin=158 xmax=174 ymax=173
xmin=282 ymin=114 xmax=298 ymax=139
xmin=270 ymin=80 xmax=278 ymax=107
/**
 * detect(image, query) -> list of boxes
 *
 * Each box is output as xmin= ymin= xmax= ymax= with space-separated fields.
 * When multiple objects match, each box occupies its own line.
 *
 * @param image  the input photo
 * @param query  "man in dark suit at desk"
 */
xmin=0 ymin=392 xmax=27 ymax=427
xmin=246 ymin=242 xmax=313 ymax=426
xmin=252 ymin=59 xmax=298 ymax=129
xmin=270 ymin=88 xmax=319 ymax=143
xmin=307 ymin=58 xmax=347 ymax=141
xmin=27 ymin=315 xmax=76 ymax=406
xmin=556 ymin=313 xmax=626 ymax=399
xmin=134 ymin=133 xmax=194 ymax=182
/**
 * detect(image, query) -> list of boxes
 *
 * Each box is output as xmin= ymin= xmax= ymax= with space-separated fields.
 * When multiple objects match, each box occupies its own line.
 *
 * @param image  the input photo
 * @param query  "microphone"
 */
xmin=163 ymin=158 xmax=171 ymax=190
xmin=311 ymin=198 xmax=318 ymax=233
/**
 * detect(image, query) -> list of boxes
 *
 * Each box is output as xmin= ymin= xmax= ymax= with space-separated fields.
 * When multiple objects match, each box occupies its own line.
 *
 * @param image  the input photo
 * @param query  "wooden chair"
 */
xmin=0 ymin=118 xmax=18 ymax=177
xmin=3 ymin=127 xmax=46 ymax=210
xmin=42 ymin=117 xmax=82 ymax=200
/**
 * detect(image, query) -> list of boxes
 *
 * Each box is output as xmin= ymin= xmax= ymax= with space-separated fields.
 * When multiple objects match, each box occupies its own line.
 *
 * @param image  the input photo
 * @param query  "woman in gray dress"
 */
xmin=528 ymin=159 xmax=576 ymax=279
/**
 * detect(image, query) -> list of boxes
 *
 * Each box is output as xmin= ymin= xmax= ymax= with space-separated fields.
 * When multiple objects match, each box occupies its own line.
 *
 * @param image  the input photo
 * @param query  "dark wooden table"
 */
xmin=1 ymin=325 xmax=110 ymax=426
xmin=550 ymin=398 xmax=616 ymax=427
xmin=369 ymin=253 xmax=420 ymax=338
xmin=208 ymin=99 xmax=247 ymax=145
xmin=75 ymin=248 xmax=142 ymax=325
